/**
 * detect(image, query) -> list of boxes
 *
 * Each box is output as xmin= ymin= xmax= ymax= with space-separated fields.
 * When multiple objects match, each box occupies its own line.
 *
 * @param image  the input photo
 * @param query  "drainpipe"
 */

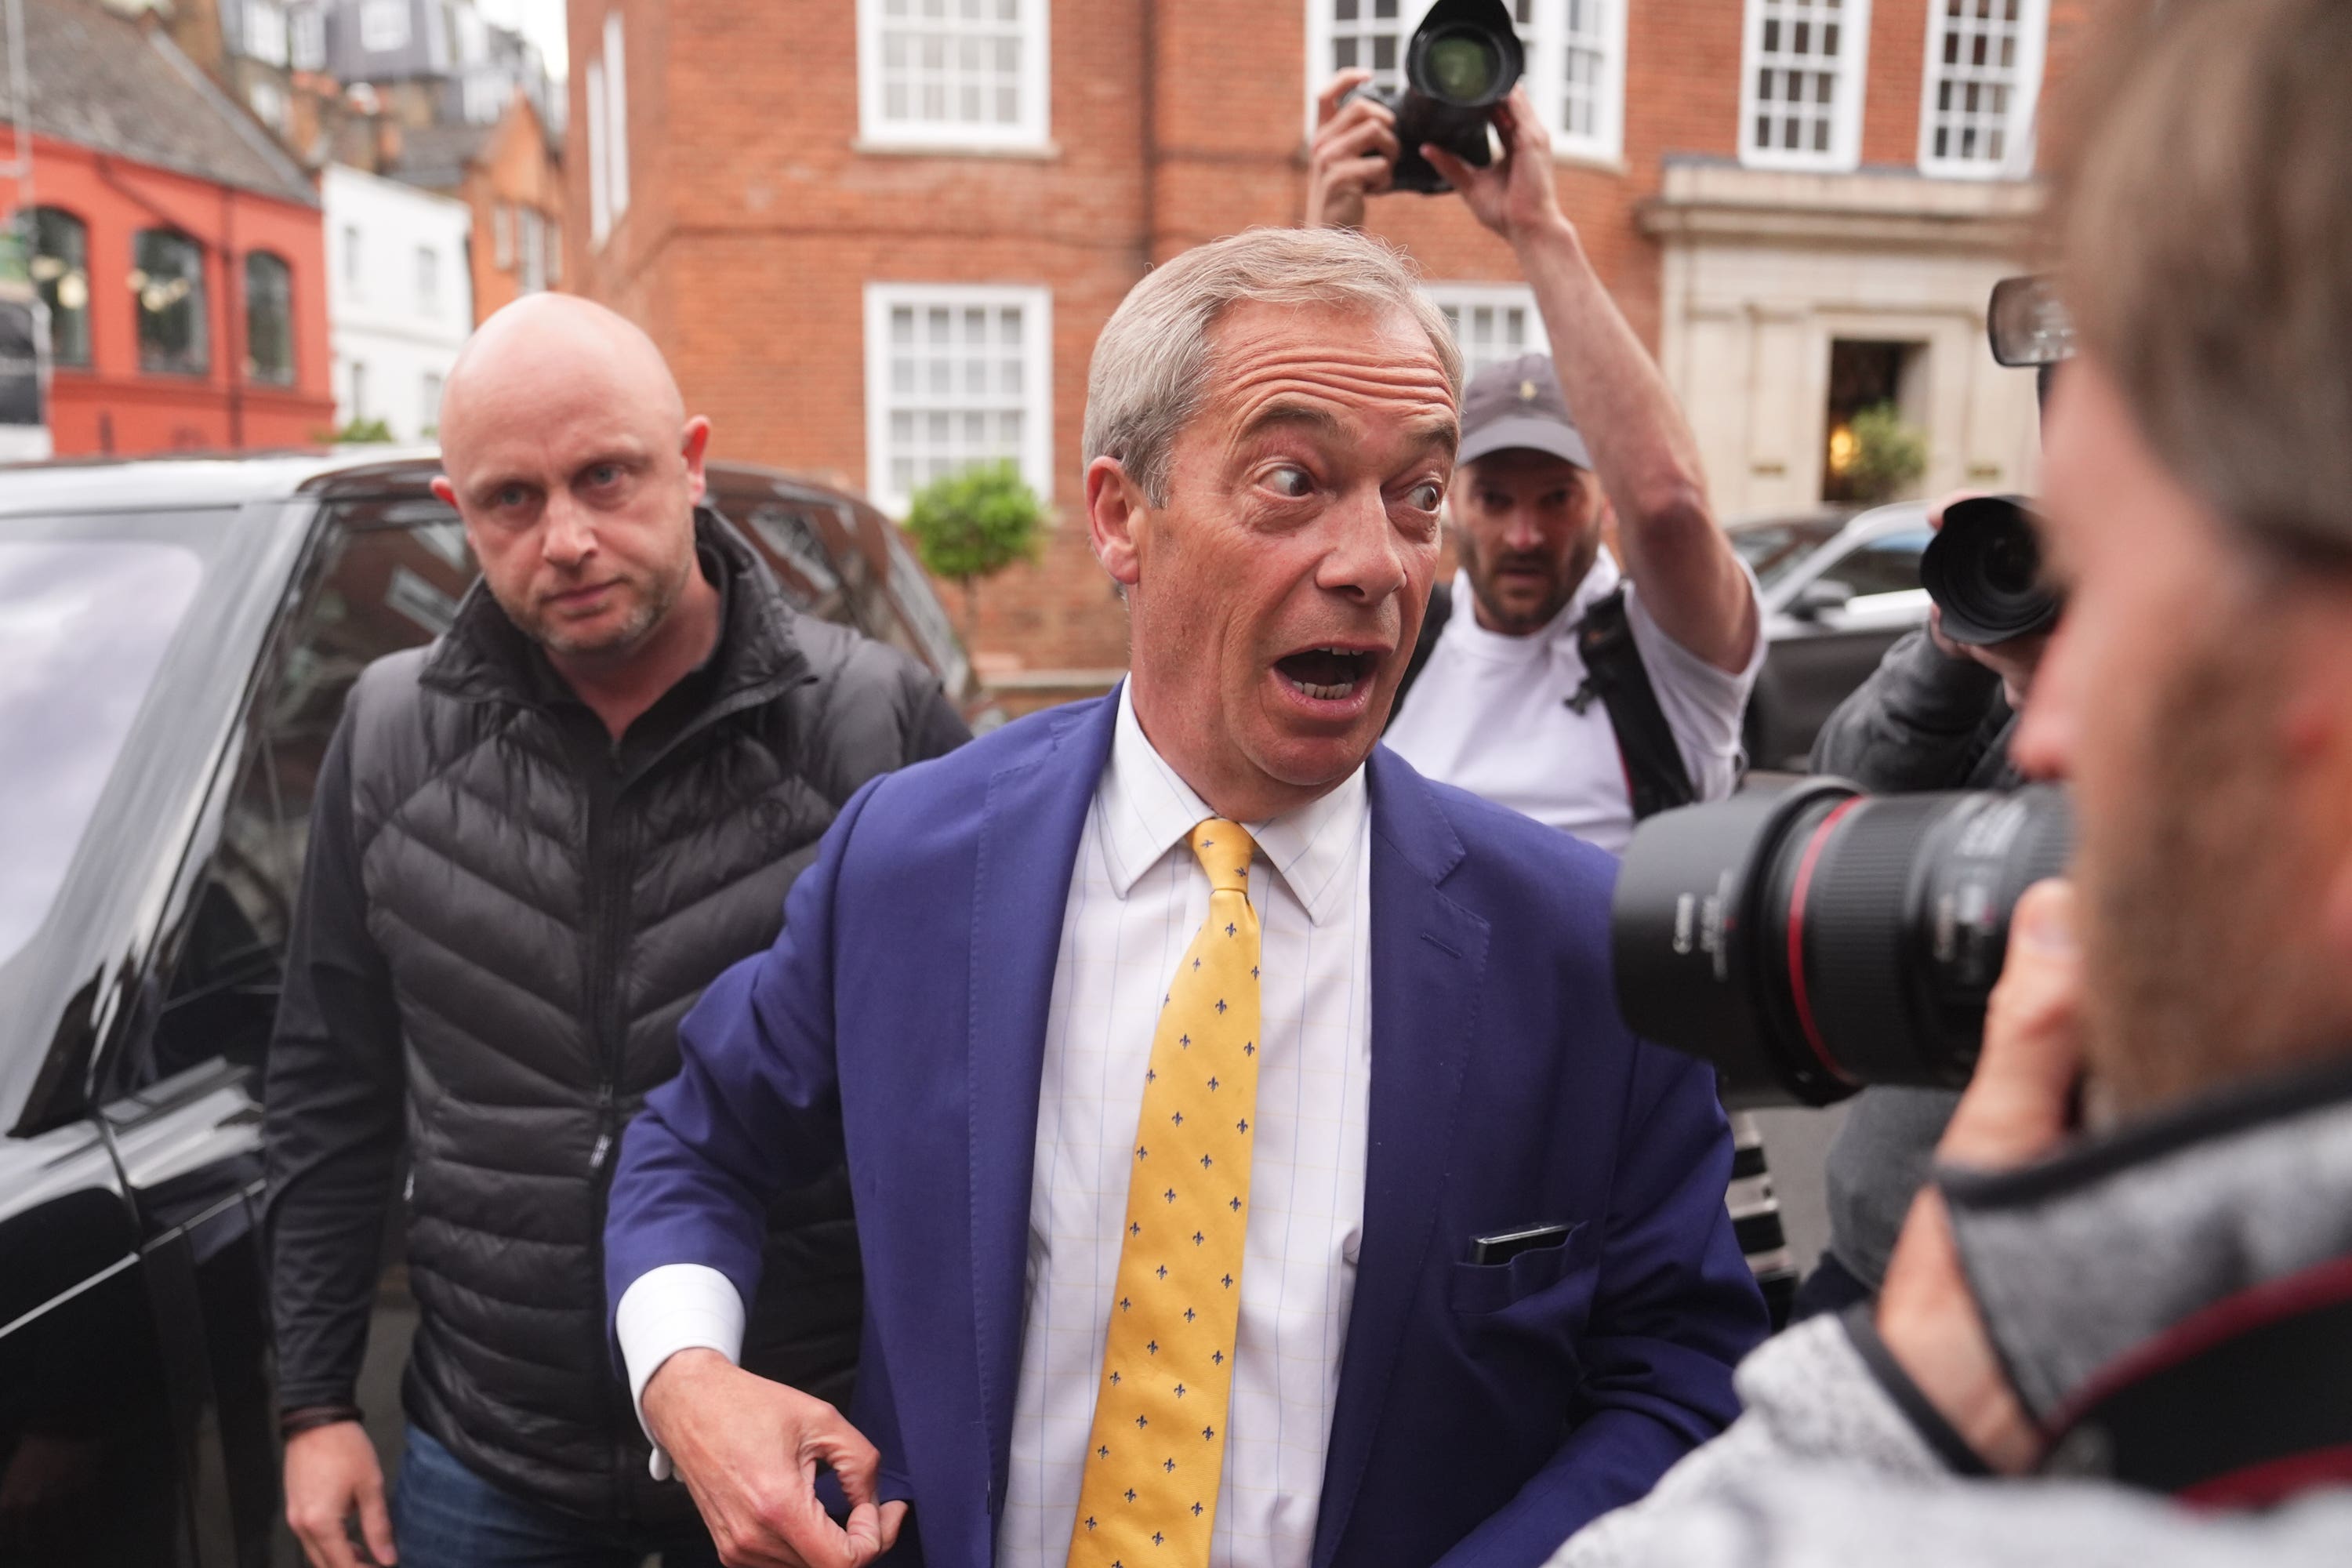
xmin=221 ymin=181 xmax=242 ymax=448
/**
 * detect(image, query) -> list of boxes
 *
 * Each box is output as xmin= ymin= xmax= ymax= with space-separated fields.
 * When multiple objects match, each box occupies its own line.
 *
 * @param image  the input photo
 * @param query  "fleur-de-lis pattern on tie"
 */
xmin=1068 ymin=819 xmax=1262 ymax=1568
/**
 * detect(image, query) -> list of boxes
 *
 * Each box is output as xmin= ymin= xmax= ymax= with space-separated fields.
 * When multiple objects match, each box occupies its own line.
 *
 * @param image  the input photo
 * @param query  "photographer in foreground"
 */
xmin=1552 ymin=0 xmax=2352 ymax=1559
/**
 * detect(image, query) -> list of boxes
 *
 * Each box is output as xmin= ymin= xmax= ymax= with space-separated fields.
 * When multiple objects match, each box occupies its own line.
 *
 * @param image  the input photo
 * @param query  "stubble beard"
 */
xmin=1459 ymin=528 xmax=1600 ymax=637
xmin=526 ymin=556 xmax=690 ymax=662
xmin=2078 ymin=617 xmax=2307 ymax=1116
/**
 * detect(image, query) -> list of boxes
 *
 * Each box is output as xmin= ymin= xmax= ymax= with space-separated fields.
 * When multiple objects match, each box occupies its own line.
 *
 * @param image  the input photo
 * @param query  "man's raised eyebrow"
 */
xmin=1234 ymin=400 xmax=1346 ymax=445
xmin=1407 ymin=415 xmax=1462 ymax=459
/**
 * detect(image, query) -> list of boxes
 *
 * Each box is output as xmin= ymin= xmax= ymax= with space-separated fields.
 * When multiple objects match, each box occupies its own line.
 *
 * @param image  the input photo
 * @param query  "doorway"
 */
xmin=1823 ymin=339 xmax=1927 ymax=504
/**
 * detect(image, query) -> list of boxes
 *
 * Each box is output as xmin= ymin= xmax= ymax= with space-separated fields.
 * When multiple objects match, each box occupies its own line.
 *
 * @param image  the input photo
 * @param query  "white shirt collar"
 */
xmin=1098 ymin=681 xmax=1366 ymax=927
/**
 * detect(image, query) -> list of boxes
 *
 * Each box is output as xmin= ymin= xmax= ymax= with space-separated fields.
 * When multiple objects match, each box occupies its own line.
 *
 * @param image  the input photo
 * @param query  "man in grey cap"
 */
xmin=1316 ymin=81 xmax=1762 ymax=855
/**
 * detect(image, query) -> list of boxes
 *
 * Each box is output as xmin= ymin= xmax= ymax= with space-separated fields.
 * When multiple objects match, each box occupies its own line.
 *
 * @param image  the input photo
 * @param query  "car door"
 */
xmin=1 ymin=506 xmax=282 ymax=1568
xmin=1753 ymin=526 xmax=1935 ymax=768
xmin=73 ymin=496 xmax=482 ymax=1566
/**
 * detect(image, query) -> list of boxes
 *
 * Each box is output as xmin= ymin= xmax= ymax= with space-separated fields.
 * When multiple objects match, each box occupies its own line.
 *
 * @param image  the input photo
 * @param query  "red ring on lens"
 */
xmin=1786 ymin=798 xmax=1864 ymax=1087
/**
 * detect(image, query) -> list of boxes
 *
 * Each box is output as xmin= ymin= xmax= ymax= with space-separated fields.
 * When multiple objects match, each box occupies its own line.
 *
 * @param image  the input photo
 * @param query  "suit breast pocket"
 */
xmin=1446 ymin=1221 xmax=1597 ymax=1323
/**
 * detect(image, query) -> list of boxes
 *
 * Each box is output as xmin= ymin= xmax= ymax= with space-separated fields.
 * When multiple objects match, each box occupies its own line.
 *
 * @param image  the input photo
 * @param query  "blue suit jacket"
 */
xmin=607 ymin=693 xmax=1766 ymax=1568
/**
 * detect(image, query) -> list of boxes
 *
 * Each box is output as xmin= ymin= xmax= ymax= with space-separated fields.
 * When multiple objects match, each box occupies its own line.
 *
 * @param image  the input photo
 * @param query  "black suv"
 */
xmin=0 ymin=452 xmax=976 ymax=1566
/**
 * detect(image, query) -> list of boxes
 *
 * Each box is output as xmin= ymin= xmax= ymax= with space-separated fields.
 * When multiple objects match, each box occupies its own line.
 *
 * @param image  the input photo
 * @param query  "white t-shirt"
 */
xmin=1385 ymin=552 xmax=1764 ymax=855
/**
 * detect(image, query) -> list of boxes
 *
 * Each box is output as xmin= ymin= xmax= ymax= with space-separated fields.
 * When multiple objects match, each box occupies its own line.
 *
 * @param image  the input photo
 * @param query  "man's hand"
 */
xmin=1421 ymin=87 xmax=1567 ymax=245
xmin=284 ymin=1421 xmax=395 ymax=1568
xmin=642 ymin=1350 xmax=907 ymax=1568
xmin=1307 ymin=70 xmax=1400 ymax=230
xmin=1876 ymin=878 xmax=2085 ymax=1475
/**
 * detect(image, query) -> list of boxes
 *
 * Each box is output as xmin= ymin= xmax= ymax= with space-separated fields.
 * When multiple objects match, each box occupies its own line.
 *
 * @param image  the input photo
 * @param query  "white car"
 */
xmin=1731 ymin=502 xmax=1936 ymax=771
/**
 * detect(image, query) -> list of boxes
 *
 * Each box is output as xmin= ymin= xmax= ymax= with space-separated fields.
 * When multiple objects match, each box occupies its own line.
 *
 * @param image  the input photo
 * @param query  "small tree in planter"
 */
xmin=1844 ymin=402 xmax=1929 ymax=504
xmin=902 ymin=460 xmax=1047 ymax=639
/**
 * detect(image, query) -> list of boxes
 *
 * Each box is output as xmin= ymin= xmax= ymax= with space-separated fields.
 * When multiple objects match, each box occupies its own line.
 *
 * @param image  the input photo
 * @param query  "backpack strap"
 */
xmin=1571 ymin=586 xmax=1697 ymax=822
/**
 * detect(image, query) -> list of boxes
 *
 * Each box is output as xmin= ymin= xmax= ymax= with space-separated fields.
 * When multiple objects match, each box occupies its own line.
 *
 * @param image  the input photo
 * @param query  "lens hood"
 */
xmin=1922 ymin=493 xmax=2061 ymax=646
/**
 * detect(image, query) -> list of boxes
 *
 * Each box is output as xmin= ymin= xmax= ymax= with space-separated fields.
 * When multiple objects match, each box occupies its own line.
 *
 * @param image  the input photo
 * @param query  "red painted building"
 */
xmin=2 ymin=0 xmax=332 ymax=455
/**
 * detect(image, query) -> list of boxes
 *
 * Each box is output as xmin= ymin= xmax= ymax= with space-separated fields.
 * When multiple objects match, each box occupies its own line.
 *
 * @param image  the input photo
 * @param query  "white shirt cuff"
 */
xmin=615 ymin=1262 xmax=746 ymax=1480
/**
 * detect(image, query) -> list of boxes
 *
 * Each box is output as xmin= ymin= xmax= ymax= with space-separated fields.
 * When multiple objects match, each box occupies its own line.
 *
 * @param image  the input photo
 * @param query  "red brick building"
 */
xmin=4 ymin=0 xmax=333 ymax=456
xmin=568 ymin=0 xmax=2096 ymax=697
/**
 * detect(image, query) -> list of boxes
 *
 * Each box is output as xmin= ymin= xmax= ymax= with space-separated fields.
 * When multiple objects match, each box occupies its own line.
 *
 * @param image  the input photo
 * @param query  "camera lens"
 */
xmin=1921 ymin=493 xmax=2063 ymax=646
xmin=1982 ymin=526 xmax=2038 ymax=596
xmin=1422 ymin=32 xmax=1501 ymax=103
xmin=1610 ymin=781 xmax=2074 ymax=1107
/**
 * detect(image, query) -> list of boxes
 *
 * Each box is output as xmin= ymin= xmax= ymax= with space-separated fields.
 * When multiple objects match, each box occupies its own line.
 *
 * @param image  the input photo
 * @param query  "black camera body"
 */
xmin=1343 ymin=0 xmax=1524 ymax=194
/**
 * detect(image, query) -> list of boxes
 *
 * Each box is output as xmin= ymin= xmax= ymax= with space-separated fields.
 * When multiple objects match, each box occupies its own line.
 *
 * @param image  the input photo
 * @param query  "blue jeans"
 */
xmin=391 ymin=1425 xmax=722 ymax=1568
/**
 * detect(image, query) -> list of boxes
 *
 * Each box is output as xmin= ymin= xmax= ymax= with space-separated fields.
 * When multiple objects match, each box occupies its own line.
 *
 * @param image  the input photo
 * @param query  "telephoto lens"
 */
xmin=1919 ymin=494 xmax=2062 ymax=646
xmin=1610 ymin=780 xmax=2074 ymax=1107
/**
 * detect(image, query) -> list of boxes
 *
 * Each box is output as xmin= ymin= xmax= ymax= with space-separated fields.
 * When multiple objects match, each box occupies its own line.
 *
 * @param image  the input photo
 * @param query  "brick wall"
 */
xmin=567 ymin=0 xmax=2099 ymax=686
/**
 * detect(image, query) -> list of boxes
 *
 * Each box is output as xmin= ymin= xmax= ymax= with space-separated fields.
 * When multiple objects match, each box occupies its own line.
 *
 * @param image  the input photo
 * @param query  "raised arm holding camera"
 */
xmin=1314 ymin=69 xmax=1761 ymax=857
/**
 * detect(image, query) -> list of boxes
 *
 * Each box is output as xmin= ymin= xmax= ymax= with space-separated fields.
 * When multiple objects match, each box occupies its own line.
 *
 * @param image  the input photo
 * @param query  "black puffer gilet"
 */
xmin=343 ymin=517 xmax=947 ymax=1521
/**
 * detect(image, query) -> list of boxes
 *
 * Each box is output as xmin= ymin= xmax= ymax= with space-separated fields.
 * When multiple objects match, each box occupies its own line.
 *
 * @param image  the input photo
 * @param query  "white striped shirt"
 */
xmin=1000 ymin=684 xmax=1373 ymax=1568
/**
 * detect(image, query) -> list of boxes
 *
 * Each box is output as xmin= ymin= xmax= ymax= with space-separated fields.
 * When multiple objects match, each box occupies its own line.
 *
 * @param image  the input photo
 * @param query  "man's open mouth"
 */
xmin=1274 ymin=646 xmax=1380 ymax=702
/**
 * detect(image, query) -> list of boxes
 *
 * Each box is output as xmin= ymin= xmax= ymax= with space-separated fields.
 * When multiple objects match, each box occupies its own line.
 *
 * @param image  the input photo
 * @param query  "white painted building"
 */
xmin=322 ymin=164 xmax=472 ymax=441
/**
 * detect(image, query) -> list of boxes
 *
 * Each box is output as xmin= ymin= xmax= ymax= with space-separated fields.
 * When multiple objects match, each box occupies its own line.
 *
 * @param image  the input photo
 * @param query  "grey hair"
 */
xmin=1082 ymin=226 xmax=1463 ymax=506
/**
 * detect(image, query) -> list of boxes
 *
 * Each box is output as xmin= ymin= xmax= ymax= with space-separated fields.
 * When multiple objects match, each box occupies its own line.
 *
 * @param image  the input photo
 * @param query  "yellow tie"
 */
xmin=1068 ymin=818 xmax=1264 ymax=1568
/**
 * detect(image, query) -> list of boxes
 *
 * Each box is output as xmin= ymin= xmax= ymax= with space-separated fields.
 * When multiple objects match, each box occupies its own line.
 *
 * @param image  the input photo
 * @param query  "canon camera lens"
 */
xmin=1418 ymin=27 xmax=1508 ymax=103
xmin=1610 ymin=781 xmax=2074 ymax=1107
xmin=1344 ymin=0 xmax=1525 ymax=193
xmin=1920 ymin=493 xmax=2062 ymax=646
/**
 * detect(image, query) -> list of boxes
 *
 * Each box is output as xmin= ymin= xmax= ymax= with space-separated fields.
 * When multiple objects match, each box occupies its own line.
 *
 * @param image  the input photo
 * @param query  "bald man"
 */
xmin=263 ymin=296 xmax=969 ymax=1568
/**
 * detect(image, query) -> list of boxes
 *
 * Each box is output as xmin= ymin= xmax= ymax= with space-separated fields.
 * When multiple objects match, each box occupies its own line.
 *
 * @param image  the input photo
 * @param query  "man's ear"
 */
xmin=430 ymin=475 xmax=459 ymax=508
xmin=1087 ymin=456 xmax=1149 ymax=590
xmin=681 ymin=416 xmax=713 ymax=506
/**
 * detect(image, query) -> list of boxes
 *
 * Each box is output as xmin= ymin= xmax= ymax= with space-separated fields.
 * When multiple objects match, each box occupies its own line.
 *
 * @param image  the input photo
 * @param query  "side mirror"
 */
xmin=1791 ymin=576 xmax=1854 ymax=621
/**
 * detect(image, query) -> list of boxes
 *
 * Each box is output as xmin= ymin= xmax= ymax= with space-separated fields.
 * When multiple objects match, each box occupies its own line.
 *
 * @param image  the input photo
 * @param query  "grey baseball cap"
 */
xmin=1457 ymin=352 xmax=1592 ymax=470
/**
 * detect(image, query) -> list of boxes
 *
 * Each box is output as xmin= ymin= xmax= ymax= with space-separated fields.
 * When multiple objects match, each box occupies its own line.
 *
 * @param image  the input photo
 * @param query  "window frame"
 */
xmin=1915 ymin=0 xmax=2047 ymax=180
xmin=1515 ymin=0 xmax=1628 ymax=164
xmin=586 ymin=58 xmax=610 ymax=244
xmin=244 ymin=0 xmax=289 ymax=66
xmin=415 ymin=244 xmax=438 ymax=318
xmin=242 ymin=250 xmax=295 ymax=387
xmin=1422 ymin=280 xmax=1548 ymax=384
xmin=1737 ymin=0 xmax=1874 ymax=172
xmin=29 ymin=207 xmax=91 ymax=369
xmin=289 ymin=4 xmax=326 ymax=71
xmin=602 ymin=12 xmax=630 ymax=220
xmin=132 ymin=228 xmax=210 ymax=378
xmin=855 ymin=0 xmax=1053 ymax=153
xmin=358 ymin=0 xmax=409 ymax=54
xmin=862 ymin=281 xmax=1054 ymax=517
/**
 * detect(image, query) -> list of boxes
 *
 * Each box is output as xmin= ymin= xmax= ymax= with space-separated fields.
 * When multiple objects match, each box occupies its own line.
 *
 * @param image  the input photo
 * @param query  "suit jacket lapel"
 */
xmin=1312 ymin=748 xmax=1490 ymax=1568
xmin=966 ymin=691 xmax=1120 ymax=1528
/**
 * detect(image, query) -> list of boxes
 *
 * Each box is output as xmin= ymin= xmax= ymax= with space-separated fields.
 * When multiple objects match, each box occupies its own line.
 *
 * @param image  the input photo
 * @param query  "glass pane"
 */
xmin=0 ymin=539 xmax=205 ymax=964
xmin=244 ymin=252 xmax=295 ymax=386
xmin=133 ymin=230 xmax=209 ymax=375
xmin=31 ymin=209 xmax=90 ymax=367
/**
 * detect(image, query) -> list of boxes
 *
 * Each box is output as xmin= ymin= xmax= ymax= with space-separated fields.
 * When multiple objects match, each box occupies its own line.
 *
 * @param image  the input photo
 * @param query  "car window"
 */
xmin=262 ymin=512 xmax=474 ymax=834
xmin=0 ymin=539 xmax=205 ymax=967
xmin=1827 ymin=528 xmax=1934 ymax=599
xmin=883 ymin=522 xmax=970 ymax=695
xmin=118 ymin=511 xmax=474 ymax=1094
xmin=1731 ymin=518 xmax=1846 ymax=592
